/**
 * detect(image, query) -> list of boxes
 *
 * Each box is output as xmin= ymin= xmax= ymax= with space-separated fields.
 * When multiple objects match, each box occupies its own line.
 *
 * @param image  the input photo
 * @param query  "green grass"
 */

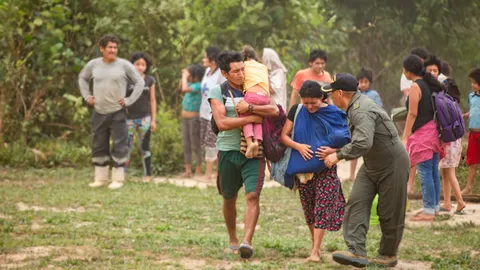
xmin=0 ymin=168 xmax=479 ymax=269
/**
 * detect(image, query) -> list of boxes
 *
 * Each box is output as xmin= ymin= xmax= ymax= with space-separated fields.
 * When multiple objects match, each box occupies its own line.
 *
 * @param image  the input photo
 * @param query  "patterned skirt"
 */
xmin=295 ymin=166 xmax=346 ymax=231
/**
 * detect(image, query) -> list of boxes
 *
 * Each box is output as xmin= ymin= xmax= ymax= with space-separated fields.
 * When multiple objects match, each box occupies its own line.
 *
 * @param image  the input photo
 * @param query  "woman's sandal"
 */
xmin=454 ymin=205 xmax=467 ymax=215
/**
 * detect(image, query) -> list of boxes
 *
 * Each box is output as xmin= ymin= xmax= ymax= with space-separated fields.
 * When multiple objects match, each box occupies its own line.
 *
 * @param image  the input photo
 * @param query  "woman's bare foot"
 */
xmin=456 ymin=202 xmax=466 ymax=213
xmin=306 ymin=251 xmax=321 ymax=262
xmin=410 ymin=213 xmax=435 ymax=222
xmin=143 ymin=176 xmax=152 ymax=183
xmin=461 ymin=188 xmax=472 ymax=195
xmin=440 ymin=204 xmax=451 ymax=212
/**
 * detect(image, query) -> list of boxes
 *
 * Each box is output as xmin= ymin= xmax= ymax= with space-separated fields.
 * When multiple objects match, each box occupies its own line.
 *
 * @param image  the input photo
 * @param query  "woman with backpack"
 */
xmin=280 ymin=80 xmax=346 ymax=262
xmin=403 ymin=54 xmax=444 ymax=222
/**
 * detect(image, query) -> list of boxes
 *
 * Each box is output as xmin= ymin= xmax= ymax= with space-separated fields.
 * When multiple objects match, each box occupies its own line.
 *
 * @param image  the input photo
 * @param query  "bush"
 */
xmin=1 ymin=105 xmax=184 ymax=176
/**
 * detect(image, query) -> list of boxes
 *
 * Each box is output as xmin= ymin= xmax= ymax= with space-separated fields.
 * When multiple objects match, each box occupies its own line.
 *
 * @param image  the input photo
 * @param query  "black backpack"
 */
xmin=210 ymin=81 xmax=230 ymax=135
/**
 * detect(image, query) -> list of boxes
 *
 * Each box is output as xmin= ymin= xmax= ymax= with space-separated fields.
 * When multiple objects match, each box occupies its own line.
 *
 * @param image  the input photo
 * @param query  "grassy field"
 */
xmin=0 ymin=168 xmax=479 ymax=269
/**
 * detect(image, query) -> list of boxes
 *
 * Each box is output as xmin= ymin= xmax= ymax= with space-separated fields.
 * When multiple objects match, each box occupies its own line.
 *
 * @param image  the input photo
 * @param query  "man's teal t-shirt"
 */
xmin=208 ymin=84 xmax=244 ymax=151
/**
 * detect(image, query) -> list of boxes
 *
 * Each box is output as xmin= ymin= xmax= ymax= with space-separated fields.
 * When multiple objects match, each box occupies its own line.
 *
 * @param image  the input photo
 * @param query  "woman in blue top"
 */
xmin=280 ymin=80 xmax=346 ymax=263
xmin=179 ymin=64 xmax=205 ymax=178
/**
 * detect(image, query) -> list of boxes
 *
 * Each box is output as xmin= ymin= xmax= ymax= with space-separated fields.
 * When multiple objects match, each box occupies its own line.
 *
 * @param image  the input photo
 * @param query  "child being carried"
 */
xmin=241 ymin=45 xmax=270 ymax=158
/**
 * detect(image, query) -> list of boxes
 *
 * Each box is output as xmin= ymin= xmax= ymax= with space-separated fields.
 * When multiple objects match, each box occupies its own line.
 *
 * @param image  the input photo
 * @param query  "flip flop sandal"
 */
xmin=239 ymin=242 xmax=254 ymax=259
xmin=223 ymin=245 xmax=239 ymax=254
xmin=439 ymin=207 xmax=451 ymax=212
xmin=455 ymin=206 xmax=467 ymax=215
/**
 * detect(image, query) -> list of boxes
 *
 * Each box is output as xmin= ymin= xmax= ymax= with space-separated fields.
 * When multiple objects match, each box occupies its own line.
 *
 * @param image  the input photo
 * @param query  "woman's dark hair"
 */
xmin=424 ymin=55 xmax=443 ymax=74
xmin=441 ymin=61 xmax=451 ymax=76
xmin=357 ymin=67 xmax=373 ymax=83
xmin=217 ymin=51 xmax=243 ymax=73
xmin=403 ymin=54 xmax=443 ymax=93
xmin=242 ymin=45 xmax=261 ymax=62
xmin=410 ymin=47 xmax=429 ymax=60
xmin=99 ymin=34 xmax=120 ymax=48
xmin=309 ymin=49 xmax=327 ymax=63
xmin=205 ymin=46 xmax=221 ymax=63
xmin=468 ymin=68 xmax=480 ymax=85
xmin=129 ymin=52 xmax=152 ymax=73
xmin=299 ymin=80 xmax=328 ymax=100
xmin=444 ymin=78 xmax=461 ymax=103
xmin=187 ymin=64 xmax=206 ymax=83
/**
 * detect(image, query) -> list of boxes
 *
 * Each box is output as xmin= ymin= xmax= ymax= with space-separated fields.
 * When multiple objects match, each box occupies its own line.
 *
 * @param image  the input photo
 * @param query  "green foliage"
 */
xmin=1 ymin=0 xmax=480 ymax=175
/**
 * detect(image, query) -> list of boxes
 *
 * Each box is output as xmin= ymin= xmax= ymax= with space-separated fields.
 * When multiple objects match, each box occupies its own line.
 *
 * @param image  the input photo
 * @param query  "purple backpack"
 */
xmin=262 ymin=105 xmax=287 ymax=162
xmin=431 ymin=91 xmax=465 ymax=143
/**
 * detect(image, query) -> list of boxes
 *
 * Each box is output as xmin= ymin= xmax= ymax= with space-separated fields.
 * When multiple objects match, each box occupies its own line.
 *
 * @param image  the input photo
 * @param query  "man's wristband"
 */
xmin=248 ymin=104 xmax=253 ymax=112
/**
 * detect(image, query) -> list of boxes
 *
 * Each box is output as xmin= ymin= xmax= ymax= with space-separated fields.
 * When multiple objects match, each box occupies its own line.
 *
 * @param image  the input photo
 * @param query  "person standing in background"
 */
xmin=78 ymin=34 xmax=144 ymax=190
xmin=199 ymin=46 xmax=226 ymax=182
xmin=262 ymin=48 xmax=287 ymax=109
xmin=125 ymin=52 xmax=157 ymax=183
xmin=289 ymin=49 xmax=331 ymax=110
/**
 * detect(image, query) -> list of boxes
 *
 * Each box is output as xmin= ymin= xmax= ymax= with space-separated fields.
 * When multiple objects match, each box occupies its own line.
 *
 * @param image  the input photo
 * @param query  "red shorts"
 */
xmin=466 ymin=131 xmax=480 ymax=165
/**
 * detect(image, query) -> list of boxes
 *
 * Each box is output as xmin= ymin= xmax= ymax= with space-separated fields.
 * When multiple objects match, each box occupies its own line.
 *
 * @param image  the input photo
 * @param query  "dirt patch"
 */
xmin=16 ymin=202 xmax=86 ymax=213
xmin=0 ymin=213 xmax=12 ymax=219
xmin=0 ymin=245 xmax=99 ymax=268
xmin=395 ymin=260 xmax=432 ymax=270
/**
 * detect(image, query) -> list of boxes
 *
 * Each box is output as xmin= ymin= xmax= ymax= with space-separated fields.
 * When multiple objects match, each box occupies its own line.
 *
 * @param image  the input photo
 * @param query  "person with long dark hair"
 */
xmin=125 ymin=52 xmax=157 ymax=183
xmin=280 ymin=80 xmax=346 ymax=263
xmin=403 ymin=54 xmax=444 ymax=222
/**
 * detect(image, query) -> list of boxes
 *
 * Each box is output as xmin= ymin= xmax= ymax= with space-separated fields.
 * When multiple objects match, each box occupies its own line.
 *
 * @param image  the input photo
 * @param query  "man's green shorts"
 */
xmin=217 ymin=151 xmax=265 ymax=199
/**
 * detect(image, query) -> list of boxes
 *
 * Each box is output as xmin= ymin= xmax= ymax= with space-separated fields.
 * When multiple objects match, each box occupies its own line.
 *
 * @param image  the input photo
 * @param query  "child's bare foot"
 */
xmin=143 ymin=176 xmax=152 ymax=183
xmin=245 ymin=140 xmax=257 ymax=159
xmin=196 ymin=175 xmax=211 ymax=183
xmin=253 ymin=141 xmax=260 ymax=157
xmin=176 ymin=172 xmax=191 ymax=179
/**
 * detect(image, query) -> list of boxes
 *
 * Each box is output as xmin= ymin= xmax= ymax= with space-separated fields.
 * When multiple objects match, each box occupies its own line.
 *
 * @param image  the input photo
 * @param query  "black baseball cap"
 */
xmin=321 ymin=73 xmax=358 ymax=92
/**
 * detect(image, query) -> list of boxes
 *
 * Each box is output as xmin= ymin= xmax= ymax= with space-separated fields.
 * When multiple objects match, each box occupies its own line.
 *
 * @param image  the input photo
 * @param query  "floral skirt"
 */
xmin=295 ymin=166 xmax=345 ymax=231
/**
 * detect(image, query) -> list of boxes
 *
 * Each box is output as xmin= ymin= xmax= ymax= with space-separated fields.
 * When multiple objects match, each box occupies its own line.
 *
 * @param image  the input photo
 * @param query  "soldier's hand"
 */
xmin=324 ymin=153 xmax=339 ymax=168
xmin=296 ymin=144 xmax=313 ymax=161
xmin=316 ymin=146 xmax=335 ymax=160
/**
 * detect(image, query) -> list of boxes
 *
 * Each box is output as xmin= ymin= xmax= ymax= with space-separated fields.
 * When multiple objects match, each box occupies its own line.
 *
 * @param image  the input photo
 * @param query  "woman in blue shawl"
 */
xmin=280 ymin=80 xmax=347 ymax=262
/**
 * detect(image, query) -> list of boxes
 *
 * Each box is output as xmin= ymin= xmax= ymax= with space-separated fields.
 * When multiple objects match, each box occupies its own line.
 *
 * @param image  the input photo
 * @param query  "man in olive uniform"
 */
xmin=318 ymin=73 xmax=410 ymax=268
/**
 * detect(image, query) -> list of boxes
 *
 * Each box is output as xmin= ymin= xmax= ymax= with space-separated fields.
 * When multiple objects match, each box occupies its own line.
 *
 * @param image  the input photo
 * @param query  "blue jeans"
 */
xmin=417 ymin=153 xmax=441 ymax=214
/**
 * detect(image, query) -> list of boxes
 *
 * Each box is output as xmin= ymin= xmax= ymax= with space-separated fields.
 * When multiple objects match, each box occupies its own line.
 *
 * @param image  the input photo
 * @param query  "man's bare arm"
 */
xmin=236 ymin=98 xmax=279 ymax=117
xmin=210 ymin=99 xmax=263 ymax=131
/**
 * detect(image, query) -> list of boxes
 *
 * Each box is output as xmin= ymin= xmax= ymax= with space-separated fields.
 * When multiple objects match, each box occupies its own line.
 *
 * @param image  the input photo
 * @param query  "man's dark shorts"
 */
xmin=217 ymin=151 xmax=265 ymax=199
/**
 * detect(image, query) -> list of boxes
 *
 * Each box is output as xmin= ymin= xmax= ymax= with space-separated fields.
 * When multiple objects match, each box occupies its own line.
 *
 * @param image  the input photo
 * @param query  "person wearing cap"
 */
xmin=317 ymin=73 xmax=410 ymax=268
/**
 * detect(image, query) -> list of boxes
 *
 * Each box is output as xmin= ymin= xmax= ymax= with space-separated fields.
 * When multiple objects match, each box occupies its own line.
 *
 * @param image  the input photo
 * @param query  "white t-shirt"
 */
xmin=400 ymin=73 xmax=412 ymax=92
xmin=400 ymin=73 xmax=447 ymax=92
xmin=199 ymin=68 xmax=226 ymax=120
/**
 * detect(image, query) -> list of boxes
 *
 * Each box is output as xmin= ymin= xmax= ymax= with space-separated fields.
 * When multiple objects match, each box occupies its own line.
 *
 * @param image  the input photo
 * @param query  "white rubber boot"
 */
xmin=108 ymin=167 xmax=125 ymax=190
xmin=89 ymin=166 xmax=109 ymax=188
